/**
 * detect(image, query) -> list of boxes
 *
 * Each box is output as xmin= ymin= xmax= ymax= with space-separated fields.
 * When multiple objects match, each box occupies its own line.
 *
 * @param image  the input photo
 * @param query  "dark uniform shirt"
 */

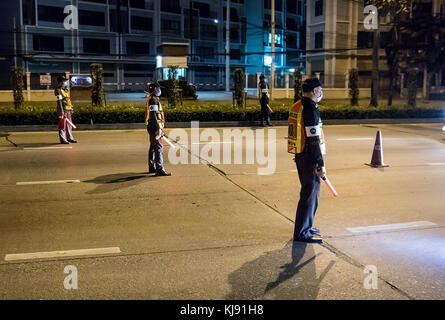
xmin=147 ymin=95 xmax=161 ymax=133
xmin=301 ymin=97 xmax=324 ymax=167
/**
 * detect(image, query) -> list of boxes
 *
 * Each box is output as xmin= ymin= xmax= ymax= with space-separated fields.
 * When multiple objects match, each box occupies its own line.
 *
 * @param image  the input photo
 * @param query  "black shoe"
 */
xmin=148 ymin=169 xmax=156 ymax=174
xmin=260 ymin=124 xmax=266 ymax=127
xmin=293 ymin=236 xmax=323 ymax=244
xmin=267 ymin=123 xmax=273 ymax=126
xmin=155 ymin=170 xmax=171 ymax=176
xmin=68 ymin=140 xmax=77 ymax=143
xmin=60 ymin=141 xmax=69 ymax=144
xmin=310 ymin=228 xmax=321 ymax=235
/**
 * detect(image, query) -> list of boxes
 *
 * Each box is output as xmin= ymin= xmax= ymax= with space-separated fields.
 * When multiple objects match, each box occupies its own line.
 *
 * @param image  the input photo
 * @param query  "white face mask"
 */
xmin=314 ymin=89 xmax=323 ymax=103
xmin=154 ymin=87 xmax=161 ymax=97
xmin=63 ymin=81 xmax=68 ymax=88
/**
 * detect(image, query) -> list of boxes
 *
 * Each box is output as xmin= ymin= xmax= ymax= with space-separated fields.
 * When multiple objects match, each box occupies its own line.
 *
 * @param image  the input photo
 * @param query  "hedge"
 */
xmin=0 ymin=103 xmax=444 ymax=126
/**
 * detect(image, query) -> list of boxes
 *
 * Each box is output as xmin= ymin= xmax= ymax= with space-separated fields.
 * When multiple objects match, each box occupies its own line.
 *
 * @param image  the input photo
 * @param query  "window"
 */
xmin=197 ymin=46 xmax=214 ymax=59
xmin=79 ymin=10 xmax=106 ymax=27
xmin=357 ymin=31 xmax=373 ymax=48
xmin=286 ymin=33 xmax=297 ymax=48
xmin=230 ymin=27 xmax=239 ymax=42
xmin=127 ymin=41 xmax=150 ymax=56
xmin=286 ymin=18 xmax=296 ymax=30
xmin=110 ymin=9 xmax=129 ymax=32
xmin=193 ymin=2 xmax=211 ymax=18
xmin=83 ymin=0 xmax=106 ymax=3
xmin=33 ymin=35 xmax=64 ymax=52
xmin=230 ymin=49 xmax=241 ymax=60
xmin=265 ymin=0 xmax=282 ymax=11
xmin=315 ymin=0 xmax=323 ymax=17
xmin=130 ymin=0 xmax=147 ymax=9
xmin=287 ymin=0 xmax=297 ymax=14
xmin=131 ymin=16 xmax=153 ymax=31
xmin=23 ymin=0 xmax=36 ymax=25
xmin=38 ymin=5 xmax=64 ymax=23
xmin=161 ymin=19 xmax=180 ymax=33
xmin=314 ymin=31 xmax=323 ymax=49
xmin=200 ymin=23 xmax=217 ymax=39
xmin=161 ymin=0 xmax=181 ymax=14
xmin=223 ymin=7 xmax=239 ymax=22
xmin=83 ymin=38 xmax=110 ymax=54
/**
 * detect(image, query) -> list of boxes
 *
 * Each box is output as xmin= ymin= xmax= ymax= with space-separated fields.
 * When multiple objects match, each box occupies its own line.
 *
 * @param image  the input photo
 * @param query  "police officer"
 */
xmin=258 ymin=74 xmax=272 ymax=127
xmin=145 ymin=82 xmax=171 ymax=176
xmin=55 ymin=75 xmax=77 ymax=144
xmin=288 ymin=78 xmax=326 ymax=243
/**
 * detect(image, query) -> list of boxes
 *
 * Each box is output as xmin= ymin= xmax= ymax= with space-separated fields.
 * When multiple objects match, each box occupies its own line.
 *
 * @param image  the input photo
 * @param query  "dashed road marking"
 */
xmin=346 ymin=221 xmax=437 ymax=233
xmin=427 ymin=163 xmax=445 ymax=166
xmin=23 ymin=146 xmax=73 ymax=150
xmin=16 ymin=180 xmax=80 ymax=186
xmin=5 ymin=247 xmax=121 ymax=261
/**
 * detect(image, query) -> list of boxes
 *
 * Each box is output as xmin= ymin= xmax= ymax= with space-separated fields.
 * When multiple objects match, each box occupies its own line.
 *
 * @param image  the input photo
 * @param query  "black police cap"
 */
xmin=57 ymin=75 xmax=67 ymax=83
xmin=302 ymin=78 xmax=322 ymax=92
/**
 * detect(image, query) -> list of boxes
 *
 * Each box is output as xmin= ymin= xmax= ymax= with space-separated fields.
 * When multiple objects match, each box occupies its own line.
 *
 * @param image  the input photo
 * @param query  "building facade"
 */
xmin=305 ymin=0 xmax=445 ymax=93
xmin=0 ymin=0 xmax=306 ymax=92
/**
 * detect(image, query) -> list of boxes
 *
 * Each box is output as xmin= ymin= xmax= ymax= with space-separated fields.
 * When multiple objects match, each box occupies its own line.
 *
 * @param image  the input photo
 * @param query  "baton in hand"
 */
xmin=65 ymin=117 xmax=77 ymax=129
xmin=321 ymin=176 xmax=338 ymax=197
xmin=267 ymin=104 xmax=274 ymax=113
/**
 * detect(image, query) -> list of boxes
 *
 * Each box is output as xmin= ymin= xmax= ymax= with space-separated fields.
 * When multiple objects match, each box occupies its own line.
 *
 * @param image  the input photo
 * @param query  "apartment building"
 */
xmin=0 ymin=0 xmax=306 ymax=91
xmin=305 ymin=0 xmax=445 ymax=92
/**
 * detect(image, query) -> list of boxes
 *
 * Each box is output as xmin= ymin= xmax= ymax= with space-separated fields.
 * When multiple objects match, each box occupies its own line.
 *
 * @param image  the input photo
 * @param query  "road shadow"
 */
xmin=84 ymin=172 xmax=153 ymax=194
xmin=226 ymin=240 xmax=335 ymax=300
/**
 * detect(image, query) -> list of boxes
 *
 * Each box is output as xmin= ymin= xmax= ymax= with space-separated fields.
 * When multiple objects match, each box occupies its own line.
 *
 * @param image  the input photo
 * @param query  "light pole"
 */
xmin=225 ymin=0 xmax=230 ymax=92
xmin=270 ymin=0 xmax=275 ymax=100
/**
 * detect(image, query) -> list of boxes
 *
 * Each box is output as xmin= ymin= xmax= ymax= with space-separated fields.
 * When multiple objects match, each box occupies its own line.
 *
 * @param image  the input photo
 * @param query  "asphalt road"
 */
xmin=0 ymin=123 xmax=444 ymax=299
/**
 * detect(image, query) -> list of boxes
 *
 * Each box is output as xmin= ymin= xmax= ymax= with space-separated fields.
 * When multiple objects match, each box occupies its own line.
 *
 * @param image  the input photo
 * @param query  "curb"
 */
xmin=1 ymin=118 xmax=444 ymax=132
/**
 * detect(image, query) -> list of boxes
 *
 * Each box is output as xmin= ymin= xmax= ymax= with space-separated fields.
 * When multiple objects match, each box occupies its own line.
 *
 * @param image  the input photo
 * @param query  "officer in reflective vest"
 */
xmin=258 ymin=74 xmax=272 ymax=127
xmin=288 ymin=78 xmax=326 ymax=243
xmin=55 ymin=75 xmax=77 ymax=144
xmin=145 ymin=82 xmax=171 ymax=176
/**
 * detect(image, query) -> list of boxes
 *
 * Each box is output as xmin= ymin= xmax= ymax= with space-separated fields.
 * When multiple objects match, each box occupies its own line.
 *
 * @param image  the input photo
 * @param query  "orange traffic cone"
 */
xmin=366 ymin=130 xmax=390 ymax=168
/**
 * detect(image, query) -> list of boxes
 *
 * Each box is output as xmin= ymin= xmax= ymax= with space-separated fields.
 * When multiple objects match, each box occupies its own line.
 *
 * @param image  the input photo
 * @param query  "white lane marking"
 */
xmin=23 ymin=146 xmax=73 ymax=150
xmin=336 ymin=138 xmax=373 ymax=141
xmin=16 ymin=180 xmax=80 ymax=186
xmin=427 ymin=163 xmax=445 ymax=166
xmin=191 ymin=142 xmax=232 ymax=145
xmin=5 ymin=247 xmax=121 ymax=261
xmin=347 ymin=221 xmax=437 ymax=233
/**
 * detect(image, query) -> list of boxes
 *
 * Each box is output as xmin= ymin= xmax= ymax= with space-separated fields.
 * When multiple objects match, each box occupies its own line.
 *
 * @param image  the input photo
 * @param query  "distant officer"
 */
xmin=145 ymin=82 xmax=171 ymax=176
xmin=288 ymin=78 xmax=326 ymax=243
xmin=258 ymin=74 xmax=272 ymax=127
xmin=55 ymin=75 xmax=77 ymax=144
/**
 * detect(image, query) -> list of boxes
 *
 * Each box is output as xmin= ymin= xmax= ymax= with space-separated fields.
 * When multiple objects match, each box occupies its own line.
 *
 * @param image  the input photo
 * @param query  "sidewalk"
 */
xmin=1 ymin=118 xmax=444 ymax=132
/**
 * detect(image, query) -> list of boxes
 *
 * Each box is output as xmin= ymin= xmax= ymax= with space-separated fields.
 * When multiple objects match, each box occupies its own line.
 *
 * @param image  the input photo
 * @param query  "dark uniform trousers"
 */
xmin=260 ymin=95 xmax=271 ymax=125
xmin=293 ymin=150 xmax=321 ymax=239
xmin=147 ymin=128 xmax=164 ymax=172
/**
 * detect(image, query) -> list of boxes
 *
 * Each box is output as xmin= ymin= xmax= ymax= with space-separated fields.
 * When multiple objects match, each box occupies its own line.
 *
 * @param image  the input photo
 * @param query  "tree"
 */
xmin=234 ymin=68 xmax=245 ymax=108
xmin=293 ymin=66 xmax=304 ymax=102
xmin=349 ymin=69 xmax=360 ymax=106
xmin=11 ymin=66 xmax=25 ymax=110
xmin=370 ymin=0 xmax=411 ymax=106
xmin=407 ymin=69 xmax=418 ymax=108
xmin=90 ymin=63 xmax=105 ymax=107
xmin=165 ymin=65 xmax=181 ymax=108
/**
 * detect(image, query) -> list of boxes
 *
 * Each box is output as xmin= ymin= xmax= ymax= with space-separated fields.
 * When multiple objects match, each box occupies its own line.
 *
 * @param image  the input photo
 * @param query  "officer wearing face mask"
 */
xmin=55 ymin=75 xmax=77 ymax=144
xmin=145 ymin=82 xmax=171 ymax=176
xmin=258 ymin=74 xmax=272 ymax=127
xmin=288 ymin=78 xmax=326 ymax=243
